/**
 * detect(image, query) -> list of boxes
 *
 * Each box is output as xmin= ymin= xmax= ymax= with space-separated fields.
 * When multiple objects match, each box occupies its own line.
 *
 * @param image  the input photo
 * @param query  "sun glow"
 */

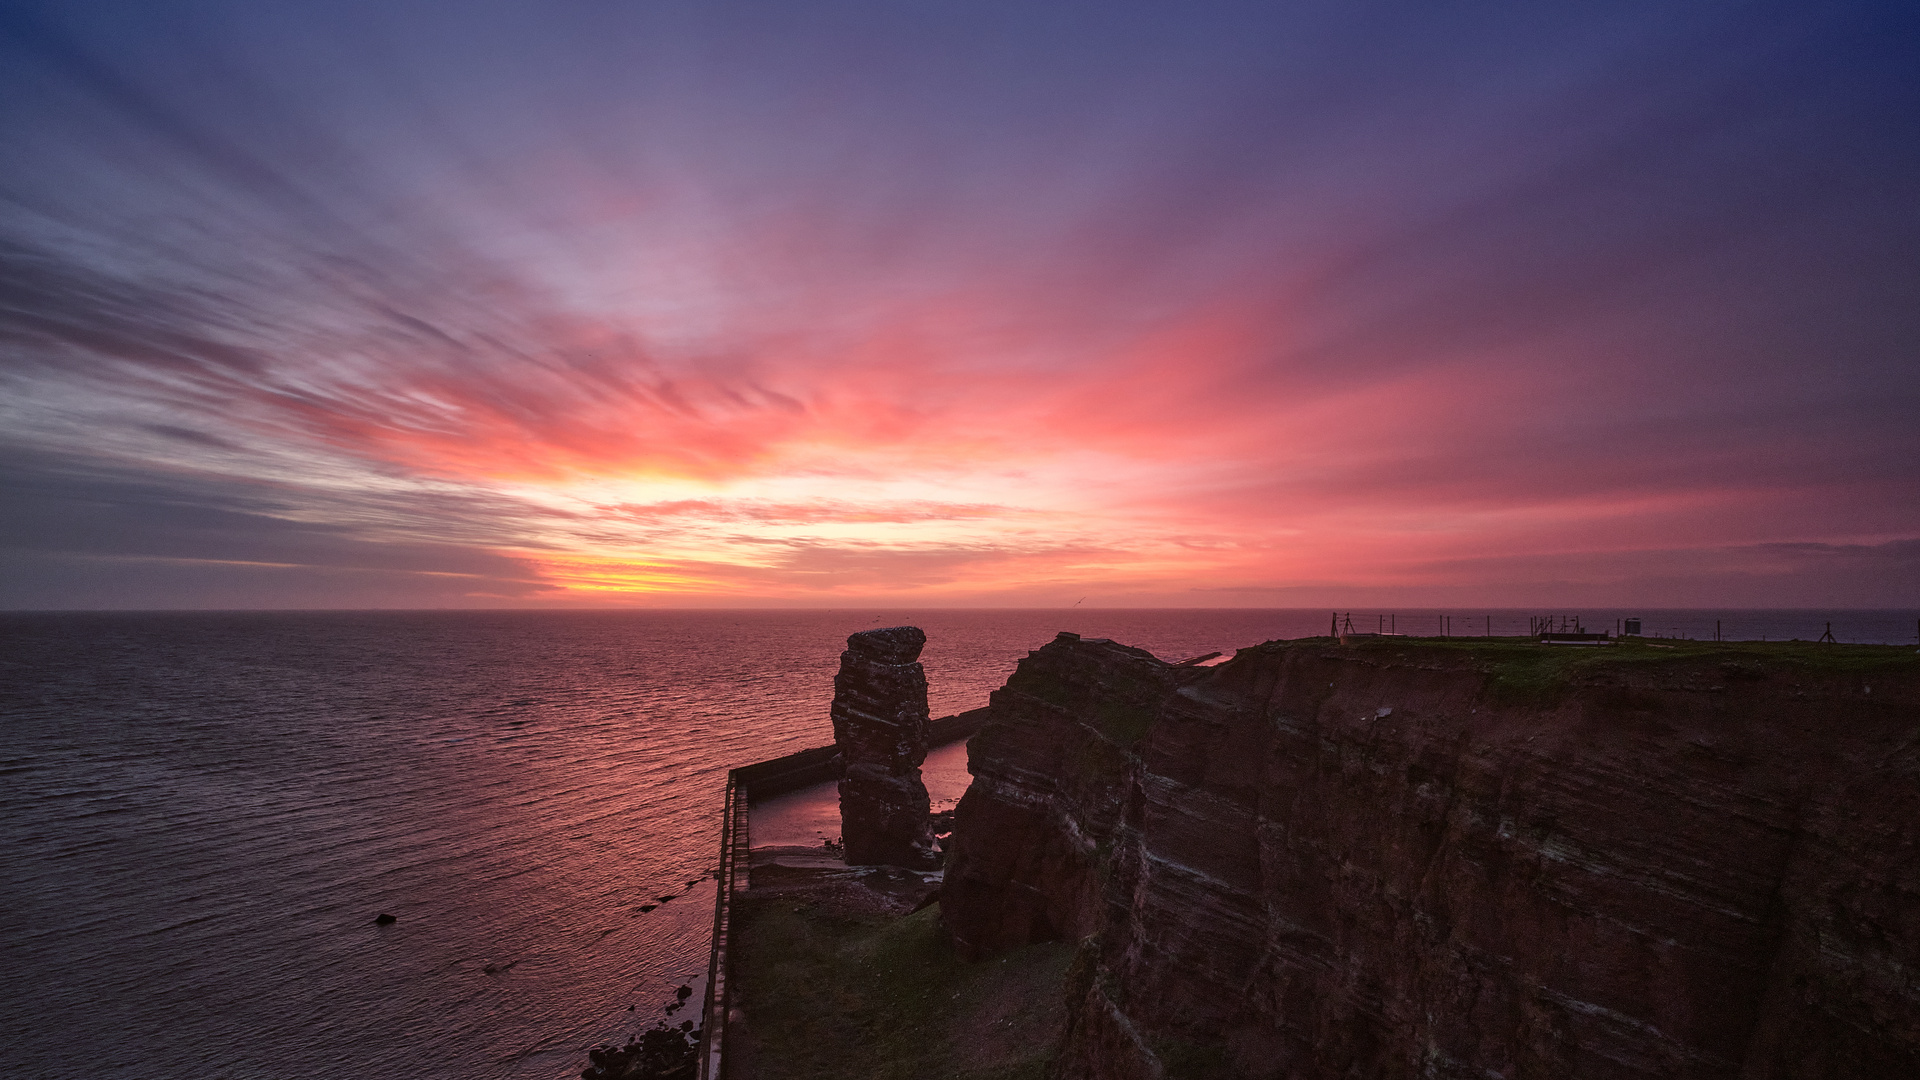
xmin=519 ymin=552 xmax=747 ymax=596
xmin=5 ymin=0 xmax=1913 ymax=610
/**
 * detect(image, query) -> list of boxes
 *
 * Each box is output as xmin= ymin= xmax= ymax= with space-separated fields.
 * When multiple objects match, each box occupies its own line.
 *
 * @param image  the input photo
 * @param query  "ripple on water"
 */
xmin=6 ymin=607 xmax=1895 ymax=1078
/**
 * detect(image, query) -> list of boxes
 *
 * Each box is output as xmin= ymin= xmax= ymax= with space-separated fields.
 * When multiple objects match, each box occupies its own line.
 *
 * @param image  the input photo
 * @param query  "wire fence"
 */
xmin=1320 ymin=610 xmax=1920 ymax=645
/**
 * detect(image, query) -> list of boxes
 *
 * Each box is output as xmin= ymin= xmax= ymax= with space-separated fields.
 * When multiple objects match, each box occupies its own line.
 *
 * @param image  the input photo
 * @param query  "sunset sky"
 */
xmin=3 ymin=0 xmax=1916 ymax=608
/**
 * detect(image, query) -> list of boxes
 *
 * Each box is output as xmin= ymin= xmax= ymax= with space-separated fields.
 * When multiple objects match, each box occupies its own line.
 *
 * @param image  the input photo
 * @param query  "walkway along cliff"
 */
xmin=940 ymin=633 xmax=1920 ymax=1079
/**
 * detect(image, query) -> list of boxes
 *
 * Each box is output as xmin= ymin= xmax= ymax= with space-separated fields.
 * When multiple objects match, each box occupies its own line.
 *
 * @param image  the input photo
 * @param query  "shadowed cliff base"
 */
xmin=941 ymin=633 xmax=1920 ymax=1079
xmin=724 ymin=852 xmax=1071 ymax=1080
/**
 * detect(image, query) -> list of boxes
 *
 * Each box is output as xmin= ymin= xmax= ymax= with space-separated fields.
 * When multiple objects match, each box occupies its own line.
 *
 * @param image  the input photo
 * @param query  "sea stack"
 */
xmin=832 ymin=626 xmax=938 ymax=868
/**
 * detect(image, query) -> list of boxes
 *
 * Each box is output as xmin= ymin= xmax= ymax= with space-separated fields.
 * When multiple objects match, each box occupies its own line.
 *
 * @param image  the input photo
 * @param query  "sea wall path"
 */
xmin=696 ymin=708 xmax=987 ymax=1079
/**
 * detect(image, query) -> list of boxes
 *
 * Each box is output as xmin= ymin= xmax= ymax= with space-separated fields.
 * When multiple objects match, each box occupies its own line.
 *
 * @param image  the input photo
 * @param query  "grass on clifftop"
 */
xmin=1312 ymin=636 xmax=1919 ymax=700
xmin=729 ymin=901 xmax=1072 ymax=1080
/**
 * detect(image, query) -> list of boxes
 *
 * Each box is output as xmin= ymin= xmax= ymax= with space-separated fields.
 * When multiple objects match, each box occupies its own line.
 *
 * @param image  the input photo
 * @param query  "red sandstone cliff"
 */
xmin=833 ymin=625 xmax=939 ymax=868
xmin=940 ymin=633 xmax=1920 ymax=1079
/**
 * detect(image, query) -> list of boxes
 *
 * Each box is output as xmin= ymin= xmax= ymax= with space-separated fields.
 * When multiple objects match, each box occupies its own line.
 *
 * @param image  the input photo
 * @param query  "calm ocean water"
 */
xmin=3 ymin=608 xmax=1913 ymax=1079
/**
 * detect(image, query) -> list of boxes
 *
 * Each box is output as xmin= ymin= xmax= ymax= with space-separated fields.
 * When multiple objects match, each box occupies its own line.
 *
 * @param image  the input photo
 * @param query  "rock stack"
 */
xmin=832 ymin=626 xmax=938 ymax=868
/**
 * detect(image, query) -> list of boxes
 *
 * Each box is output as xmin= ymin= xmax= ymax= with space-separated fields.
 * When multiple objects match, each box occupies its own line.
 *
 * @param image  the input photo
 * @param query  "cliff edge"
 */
xmin=941 ymin=633 xmax=1920 ymax=1079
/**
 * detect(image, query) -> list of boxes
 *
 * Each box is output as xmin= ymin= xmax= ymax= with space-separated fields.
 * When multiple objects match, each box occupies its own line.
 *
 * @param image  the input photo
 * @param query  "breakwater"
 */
xmin=696 ymin=707 xmax=988 ymax=1078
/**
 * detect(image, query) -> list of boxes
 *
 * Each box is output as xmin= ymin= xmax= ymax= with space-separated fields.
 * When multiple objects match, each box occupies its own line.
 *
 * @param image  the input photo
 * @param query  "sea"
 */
xmin=4 ymin=608 xmax=1915 ymax=1079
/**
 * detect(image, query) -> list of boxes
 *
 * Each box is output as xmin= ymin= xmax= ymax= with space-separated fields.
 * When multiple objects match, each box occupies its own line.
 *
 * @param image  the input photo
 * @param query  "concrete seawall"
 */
xmin=696 ymin=707 xmax=987 ymax=1079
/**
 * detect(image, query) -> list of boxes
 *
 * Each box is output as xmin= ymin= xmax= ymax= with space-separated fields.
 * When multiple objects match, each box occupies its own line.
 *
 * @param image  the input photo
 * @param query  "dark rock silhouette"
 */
xmin=832 ymin=626 xmax=938 ymax=868
xmin=581 ymin=983 xmax=701 ymax=1080
xmin=580 ymin=1023 xmax=697 ymax=1080
xmin=372 ymin=913 xmax=397 ymax=925
xmin=942 ymin=632 xmax=1920 ymax=1079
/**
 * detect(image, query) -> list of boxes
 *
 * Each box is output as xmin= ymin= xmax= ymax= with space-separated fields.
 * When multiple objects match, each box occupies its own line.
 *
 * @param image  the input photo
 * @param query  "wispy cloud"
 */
xmin=1 ymin=0 xmax=1915 ymax=607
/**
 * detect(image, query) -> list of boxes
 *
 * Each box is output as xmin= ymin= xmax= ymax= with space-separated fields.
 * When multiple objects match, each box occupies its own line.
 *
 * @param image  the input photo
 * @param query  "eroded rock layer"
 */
xmin=941 ymin=632 xmax=1920 ymax=1079
xmin=833 ymin=625 xmax=937 ymax=868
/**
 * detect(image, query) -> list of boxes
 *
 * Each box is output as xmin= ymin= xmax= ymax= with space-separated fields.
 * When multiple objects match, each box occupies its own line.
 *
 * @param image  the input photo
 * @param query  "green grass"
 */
xmin=1073 ymin=735 xmax=1132 ymax=783
xmin=1006 ymin=666 xmax=1074 ymax=709
xmin=730 ymin=901 xmax=1074 ymax=1080
xmin=1152 ymin=1036 xmax=1231 ymax=1080
xmin=1093 ymin=697 xmax=1157 ymax=746
xmin=1318 ymin=636 xmax=1918 ymax=705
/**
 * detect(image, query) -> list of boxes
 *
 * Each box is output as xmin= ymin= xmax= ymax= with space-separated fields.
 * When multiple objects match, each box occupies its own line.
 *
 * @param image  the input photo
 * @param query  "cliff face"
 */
xmin=941 ymin=633 xmax=1920 ymax=1079
xmin=833 ymin=626 xmax=938 ymax=868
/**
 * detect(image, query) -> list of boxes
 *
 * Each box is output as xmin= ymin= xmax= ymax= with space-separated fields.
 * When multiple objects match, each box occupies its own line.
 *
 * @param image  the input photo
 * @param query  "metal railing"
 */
xmin=697 ymin=772 xmax=749 ymax=1080
xmin=695 ymin=706 xmax=987 ymax=1079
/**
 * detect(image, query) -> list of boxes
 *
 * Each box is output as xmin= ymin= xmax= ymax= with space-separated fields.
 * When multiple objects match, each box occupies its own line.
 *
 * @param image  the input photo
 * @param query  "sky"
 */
xmin=2 ymin=0 xmax=1916 ymax=609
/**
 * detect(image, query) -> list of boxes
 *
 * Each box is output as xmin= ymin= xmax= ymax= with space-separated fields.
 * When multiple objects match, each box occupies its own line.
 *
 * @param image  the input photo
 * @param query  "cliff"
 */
xmin=941 ymin=633 xmax=1920 ymax=1079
